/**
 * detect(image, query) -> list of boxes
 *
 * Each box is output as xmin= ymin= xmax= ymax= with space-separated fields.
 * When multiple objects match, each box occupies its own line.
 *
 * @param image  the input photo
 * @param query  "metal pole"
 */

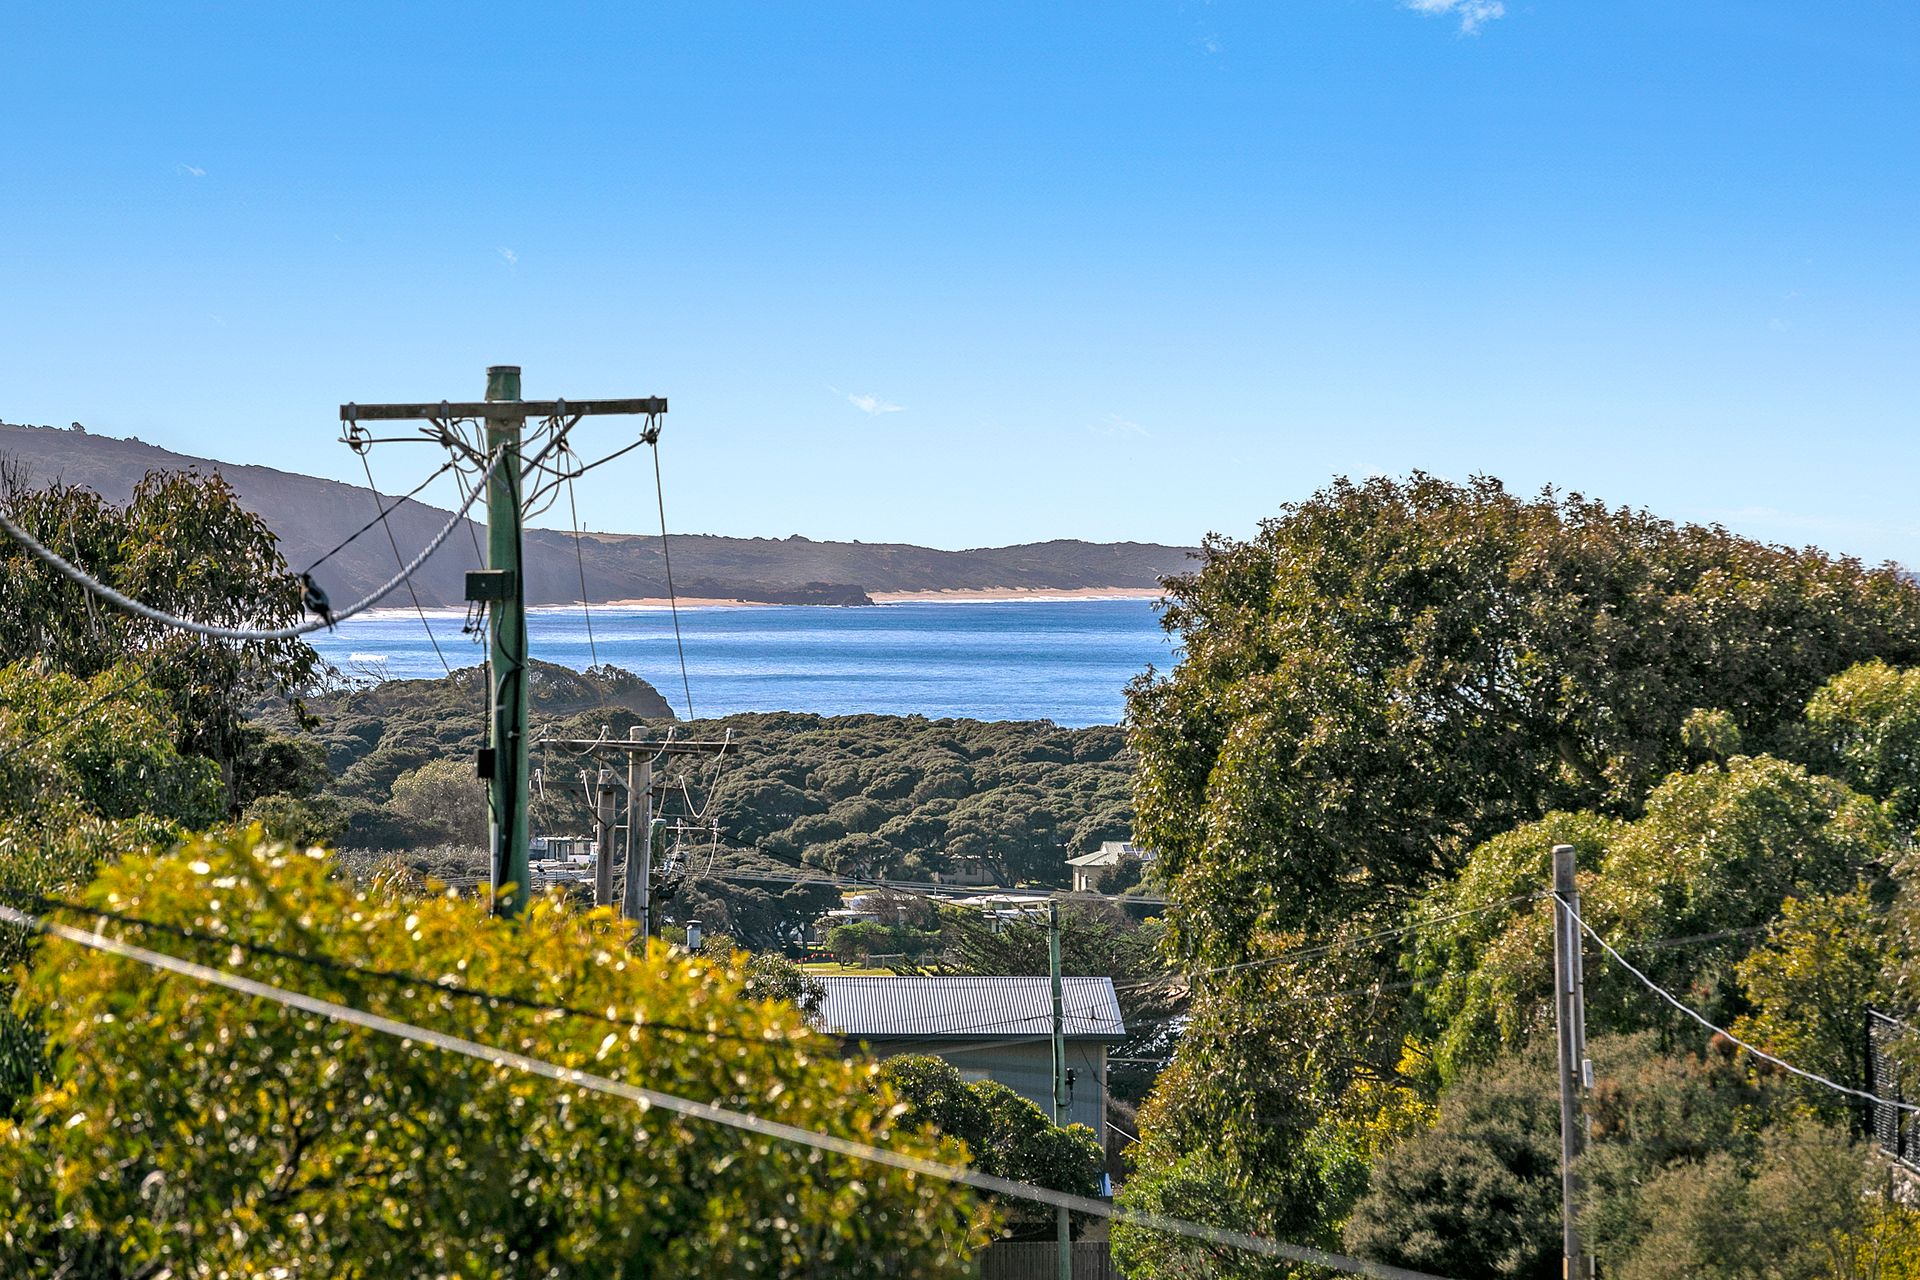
xmin=1050 ymin=900 xmax=1071 ymax=1280
xmin=485 ymin=365 xmax=531 ymax=916
xmin=593 ymin=768 xmax=617 ymax=909
xmin=1552 ymin=843 xmax=1590 ymax=1280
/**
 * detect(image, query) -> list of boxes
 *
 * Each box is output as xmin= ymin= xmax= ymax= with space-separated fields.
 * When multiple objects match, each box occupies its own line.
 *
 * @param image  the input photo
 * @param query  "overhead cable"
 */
xmin=651 ymin=440 xmax=695 ymax=720
xmin=357 ymin=450 xmax=453 ymax=676
xmin=7 ymin=890 xmax=812 ymax=1051
xmin=0 ymin=448 xmax=507 ymax=642
xmin=0 ymin=899 xmax=1452 ymax=1280
xmin=565 ymin=475 xmax=601 ymax=670
xmin=303 ymin=458 xmax=457 ymax=576
xmin=1564 ymin=896 xmax=1920 ymax=1115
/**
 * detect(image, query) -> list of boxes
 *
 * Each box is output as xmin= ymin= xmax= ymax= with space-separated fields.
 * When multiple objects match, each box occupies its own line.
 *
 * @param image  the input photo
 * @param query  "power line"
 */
xmin=564 ymin=475 xmax=600 ymax=670
xmin=0 ymin=898 xmax=1452 ymax=1280
xmin=702 ymin=867 xmax=1170 ymax=908
xmin=303 ymin=457 xmax=457 ymax=577
xmin=8 ymin=889 xmax=813 ymax=1052
xmin=1564 ymin=896 xmax=1920 ymax=1115
xmin=0 ymin=448 xmax=506 ymax=642
xmin=651 ymin=439 xmax=695 ymax=720
xmin=357 ymin=450 xmax=453 ymax=677
xmin=1180 ymin=893 xmax=1544 ymax=983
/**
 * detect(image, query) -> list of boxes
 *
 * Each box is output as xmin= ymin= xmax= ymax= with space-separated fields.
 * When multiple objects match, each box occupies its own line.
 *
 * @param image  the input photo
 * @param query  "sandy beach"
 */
xmin=595 ymin=596 xmax=775 ymax=609
xmin=867 ymin=586 xmax=1164 ymax=603
xmin=591 ymin=586 xmax=1165 ymax=608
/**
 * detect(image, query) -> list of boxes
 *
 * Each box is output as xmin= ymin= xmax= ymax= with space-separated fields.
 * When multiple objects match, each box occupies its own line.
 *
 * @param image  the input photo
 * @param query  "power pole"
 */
xmin=593 ymin=768 xmax=618 ymax=909
xmin=537 ymin=732 xmax=732 ymax=931
xmin=1049 ymin=900 xmax=1071 ymax=1280
xmin=485 ymin=365 xmax=531 ymax=912
xmin=625 ymin=730 xmax=652 ymax=933
xmin=1551 ymin=843 xmax=1592 ymax=1280
xmin=338 ymin=367 xmax=667 ymax=917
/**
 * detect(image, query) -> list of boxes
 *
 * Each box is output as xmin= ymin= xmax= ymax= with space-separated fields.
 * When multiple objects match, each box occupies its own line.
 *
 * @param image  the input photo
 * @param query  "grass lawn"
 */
xmin=801 ymin=961 xmax=913 ymax=977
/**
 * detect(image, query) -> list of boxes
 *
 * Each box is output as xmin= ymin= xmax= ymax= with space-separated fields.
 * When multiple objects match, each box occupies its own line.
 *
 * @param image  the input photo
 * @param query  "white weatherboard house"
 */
xmin=814 ymin=976 xmax=1125 ymax=1134
xmin=1066 ymin=840 xmax=1152 ymax=893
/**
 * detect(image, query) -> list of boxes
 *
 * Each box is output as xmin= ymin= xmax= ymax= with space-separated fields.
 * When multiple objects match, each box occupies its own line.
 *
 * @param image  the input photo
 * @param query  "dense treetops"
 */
xmin=1128 ymin=473 xmax=1920 ymax=964
xmin=263 ymin=685 xmax=1137 ymax=946
xmin=1115 ymin=473 xmax=1920 ymax=1279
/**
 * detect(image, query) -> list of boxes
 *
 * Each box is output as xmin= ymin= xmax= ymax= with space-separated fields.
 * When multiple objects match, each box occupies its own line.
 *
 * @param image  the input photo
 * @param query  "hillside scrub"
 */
xmin=261 ymin=683 xmax=1137 ymax=945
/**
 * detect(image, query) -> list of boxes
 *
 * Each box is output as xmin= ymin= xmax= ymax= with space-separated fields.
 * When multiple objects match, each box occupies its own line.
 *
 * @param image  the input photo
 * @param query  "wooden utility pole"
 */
xmin=1049 ymin=900 xmax=1071 ymax=1280
xmin=538 ymin=734 xmax=730 ymax=932
xmin=338 ymin=366 xmax=667 ymax=916
xmin=593 ymin=768 xmax=618 ymax=909
xmin=625 ymin=732 xmax=653 ymax=933
xmin=1552 ymin=843 xmax=1592 ymax=1280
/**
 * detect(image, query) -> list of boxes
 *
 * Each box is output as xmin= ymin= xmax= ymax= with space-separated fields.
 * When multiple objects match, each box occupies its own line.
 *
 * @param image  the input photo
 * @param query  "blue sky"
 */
xmin=3 ymin=2 xmax=1916 ymax=558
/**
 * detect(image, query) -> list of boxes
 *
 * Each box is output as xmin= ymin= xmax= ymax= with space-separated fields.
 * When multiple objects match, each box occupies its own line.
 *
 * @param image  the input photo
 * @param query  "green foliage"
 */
xmin=265 ymin=678 xmax=1137 ymax=944
xmin=933 ymin=900 xmax=1177 ymax=1097
xmin=1416 ymin=755 xmax=1890 ymax=1076
xmin=1112 ymin=964 xmax=1388 ymax=1280
xmin=228 ymin=722 xmax=331 ymax=810
xmin=240 ymin=791 xmax=346 ymax=847
xmin=827 ymin=919 xmax=938 ymax=966
xmin=1806 ymin=659 xmax=1920 ymax=831
xmin=1344 ymin=1049 xmax=1562 ymax=1280
xmin=387 ymin=755 xmax=490 ymax=846
xmin=1127 ymin=474 xmax=1920 ymax=965
xmin=874 ymin=1055 xmax=1104 ymax=1239
xmin=0 ymin=830 xmax=990 ymax=1277
xmin=1603 ymin=1119 xmax=1913 ymax=1280
xmin=0 ymin=470 xmax=318 ymax=798
xmin=1733 ymin=885 xmax=1889 ymax=1124
xmin=696 ymin=933 xmax=826 ymax=1014
xmin=0 ymin=662 xmax=229 ymax=1109
xmin=0 ymin=662 xmax=223 ymax=828
xmin=1348 ymin=1034 xmax=1864 ymax=1280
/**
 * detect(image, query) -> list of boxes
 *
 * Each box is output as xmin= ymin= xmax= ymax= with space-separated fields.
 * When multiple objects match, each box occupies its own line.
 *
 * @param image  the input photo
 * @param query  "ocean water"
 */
xmin=307 ymin=598 xmax=1177 ymax=727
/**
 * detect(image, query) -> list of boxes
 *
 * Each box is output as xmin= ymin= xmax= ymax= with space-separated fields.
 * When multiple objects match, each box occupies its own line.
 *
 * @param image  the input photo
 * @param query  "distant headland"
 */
xmin=0 ymin=420 xmax=1196 ymax=607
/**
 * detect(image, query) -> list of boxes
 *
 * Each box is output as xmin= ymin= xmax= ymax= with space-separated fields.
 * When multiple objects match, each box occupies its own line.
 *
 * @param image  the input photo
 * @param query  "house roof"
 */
xmin=1067 ymin=841 xmax=1150 ymax=867
xmin=814 ymin=976 xmax=1126 ymax=1042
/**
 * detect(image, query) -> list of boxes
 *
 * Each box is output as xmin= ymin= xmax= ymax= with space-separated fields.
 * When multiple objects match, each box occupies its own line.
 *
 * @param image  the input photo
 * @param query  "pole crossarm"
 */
xmin=539 ymin=739 xmax=732 ymax=753
xmin=341 ymin=398 xmax=667 ymax=422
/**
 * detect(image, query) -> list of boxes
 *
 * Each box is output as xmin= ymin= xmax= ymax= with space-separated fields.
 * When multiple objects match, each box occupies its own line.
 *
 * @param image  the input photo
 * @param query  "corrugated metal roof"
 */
xmin=814 ymin=976 xmax=1126 ymax=1041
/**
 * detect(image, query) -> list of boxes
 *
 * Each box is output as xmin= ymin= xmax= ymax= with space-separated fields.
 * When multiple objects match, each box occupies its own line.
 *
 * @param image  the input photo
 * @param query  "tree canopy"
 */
xmin=1127 ymin=474 xmax=1920 ymax=964
xmin=0 ymin=829 xmax=990 ymax=1277
xmin=874 ymin=1054 xmax=1104 ymax=1240
xmin=1119 ymin=474 xmax=1920 ymax=1272
xmin=0 ymin=468 xmax=318 ymax=798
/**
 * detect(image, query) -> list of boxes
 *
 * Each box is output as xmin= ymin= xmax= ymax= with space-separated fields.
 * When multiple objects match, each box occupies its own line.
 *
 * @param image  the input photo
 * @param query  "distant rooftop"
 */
xmin=814 ymin=976 xmax=1125 ymax=1041
xmin=1066 ymin=840 xmax=1151 ymax=868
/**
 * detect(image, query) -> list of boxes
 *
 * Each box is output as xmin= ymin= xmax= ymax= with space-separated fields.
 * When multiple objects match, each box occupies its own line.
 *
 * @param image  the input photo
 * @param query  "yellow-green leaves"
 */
xmin=0 ymin=828 xmax=990 ymax=1278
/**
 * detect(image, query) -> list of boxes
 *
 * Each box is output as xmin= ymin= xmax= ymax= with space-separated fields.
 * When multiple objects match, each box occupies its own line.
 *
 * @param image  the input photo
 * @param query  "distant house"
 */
xmin=1066 ymin=840 xmax=1153 ymax=893
xmin=947 ymin=891 xmax=1052 ymax=932
xmin=814 ymin=976 xmax=1125 ymax=1134
xmin=931 ymin=855 xmax=998 ymax=887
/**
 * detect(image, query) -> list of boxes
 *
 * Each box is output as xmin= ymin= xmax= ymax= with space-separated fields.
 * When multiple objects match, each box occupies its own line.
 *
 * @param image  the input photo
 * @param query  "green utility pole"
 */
xmin=1049 ymin=900 xmax=1071 ymax=1280
xmin=337 ymin=369 xmax=667 ymax=920
xmin=485 ymin=366 xmax=531 ymax=915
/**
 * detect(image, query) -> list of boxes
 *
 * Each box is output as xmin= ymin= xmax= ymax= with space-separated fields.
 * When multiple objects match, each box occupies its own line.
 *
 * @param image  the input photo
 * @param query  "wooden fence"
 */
xmin=978 ymin=1240 xmax=1118 ymax=1279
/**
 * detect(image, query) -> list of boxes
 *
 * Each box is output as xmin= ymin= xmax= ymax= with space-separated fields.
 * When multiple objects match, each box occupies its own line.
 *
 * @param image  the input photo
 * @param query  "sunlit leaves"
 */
xmin=0 ymin=829 xmax=991 ymax=1277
